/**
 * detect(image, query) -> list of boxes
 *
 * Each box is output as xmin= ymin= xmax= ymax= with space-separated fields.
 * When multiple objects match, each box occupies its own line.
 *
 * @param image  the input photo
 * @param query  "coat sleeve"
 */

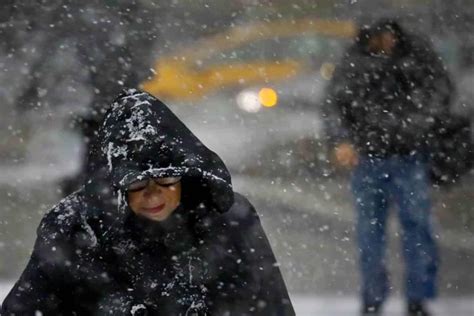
xmin=230 ymin=193 xmax=295 ymax=316
xmin=1 ymin=210 xmax=77 ymax=315
xmin=405 ymin=37 xmax=455 ymax=129
xmin=321 ymin=51 xmax=355 ymax=147
xmin=1 ymin=206 xmax=135 ymax=315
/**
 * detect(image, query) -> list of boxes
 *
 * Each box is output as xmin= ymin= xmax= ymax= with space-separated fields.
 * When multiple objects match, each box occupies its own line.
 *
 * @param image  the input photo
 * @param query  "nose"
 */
xmin=143 ymin=180 xmax=162 ymax=197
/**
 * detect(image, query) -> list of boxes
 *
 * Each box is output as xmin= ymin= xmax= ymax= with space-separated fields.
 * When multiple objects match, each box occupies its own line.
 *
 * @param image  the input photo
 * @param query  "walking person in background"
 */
xmin=2 ymin=89 xmax=295 ymax=315
xmin=324 ymin=19 xmax=454 ymax=316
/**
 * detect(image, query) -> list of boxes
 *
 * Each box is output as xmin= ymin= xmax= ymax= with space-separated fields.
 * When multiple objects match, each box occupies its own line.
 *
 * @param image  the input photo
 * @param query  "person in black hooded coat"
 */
xmin=323 ymin=20 xmax=455 ymax=316
xmin=1 ymin=89 xmax=295 ymax=316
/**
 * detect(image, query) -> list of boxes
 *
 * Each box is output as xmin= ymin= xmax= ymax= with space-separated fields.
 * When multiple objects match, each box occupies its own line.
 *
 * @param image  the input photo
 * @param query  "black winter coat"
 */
xmin=2 ymin=89 xmax=294 ymax=316
xmin=324 ymin=20 xmax=454 ymax=157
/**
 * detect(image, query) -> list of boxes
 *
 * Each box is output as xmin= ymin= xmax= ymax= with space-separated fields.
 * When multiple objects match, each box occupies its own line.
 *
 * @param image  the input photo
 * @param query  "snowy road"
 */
xmin=291 ymin=295 xmax=474 ymax=316
xmin=1 ymin=282 xmax=472 ymax=315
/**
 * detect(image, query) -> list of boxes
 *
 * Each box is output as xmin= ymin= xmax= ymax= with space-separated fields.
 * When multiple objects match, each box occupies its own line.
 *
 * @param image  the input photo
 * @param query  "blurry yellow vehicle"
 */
xmin=142 ymin=18 xmax=356 ymax=103
xmin=142 ymin=18 xmax=356 ymax=178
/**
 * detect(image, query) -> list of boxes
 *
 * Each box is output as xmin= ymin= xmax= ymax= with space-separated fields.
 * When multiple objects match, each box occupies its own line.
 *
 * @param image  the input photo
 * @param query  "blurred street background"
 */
xmin=0 ymin=0 xmax=473 ymax=314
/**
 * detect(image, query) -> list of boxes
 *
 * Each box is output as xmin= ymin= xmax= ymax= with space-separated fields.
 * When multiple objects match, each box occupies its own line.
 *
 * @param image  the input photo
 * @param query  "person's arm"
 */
xmin=2 ymin=203 xmax=141 ymax=316
xmin=320 ymin=50 xmax=363 ymax=171
xmin=232 ymin=194 xmax=295 ymax=316
xmin=321 ymin=67 xmax=351 ymax=146
xmin=1 ymin=210 xmax=75 ymax=315
xmin=408 ymin=36 xmax=455 ymax=123
xmin=247 ymin=212 xmax=295 ymax=315
xmin=321 ymin=48 xmax=360 ymax=144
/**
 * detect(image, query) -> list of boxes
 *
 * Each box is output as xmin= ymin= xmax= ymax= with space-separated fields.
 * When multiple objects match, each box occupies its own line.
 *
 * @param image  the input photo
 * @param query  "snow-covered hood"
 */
xmin=84 ymin=89 xmax=234 ymax=214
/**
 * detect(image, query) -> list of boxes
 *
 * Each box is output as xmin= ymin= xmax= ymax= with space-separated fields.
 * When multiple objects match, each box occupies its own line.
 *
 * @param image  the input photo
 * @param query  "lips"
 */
xmin=142 ymin=203 xmax=165 ymax=214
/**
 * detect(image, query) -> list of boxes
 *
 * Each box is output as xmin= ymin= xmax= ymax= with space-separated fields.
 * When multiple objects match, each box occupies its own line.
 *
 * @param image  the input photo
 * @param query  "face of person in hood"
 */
xmin=368 ymin=31 xmax=397 ymax=55
xmin=127 ymin=177 xmax=182 ymax=222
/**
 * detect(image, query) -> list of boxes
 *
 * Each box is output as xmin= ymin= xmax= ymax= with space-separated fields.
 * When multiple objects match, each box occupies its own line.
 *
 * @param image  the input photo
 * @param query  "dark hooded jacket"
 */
xmin=1 ymin=89 xmax=295 ymax=316
xmin=324 ymin=20 xmax=454 ymax=157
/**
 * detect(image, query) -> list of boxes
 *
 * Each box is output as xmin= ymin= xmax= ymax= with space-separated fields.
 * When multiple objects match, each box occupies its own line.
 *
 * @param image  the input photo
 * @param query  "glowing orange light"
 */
xmin=258 ymin=88 xmax=278 ymax=107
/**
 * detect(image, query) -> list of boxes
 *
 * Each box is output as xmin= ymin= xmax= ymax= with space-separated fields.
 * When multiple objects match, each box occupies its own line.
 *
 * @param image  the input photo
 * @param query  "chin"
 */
xmin=143 ymin=215 xmax=165 ymax=222
xmin=146 ymin=212 xmax=172 ymax=222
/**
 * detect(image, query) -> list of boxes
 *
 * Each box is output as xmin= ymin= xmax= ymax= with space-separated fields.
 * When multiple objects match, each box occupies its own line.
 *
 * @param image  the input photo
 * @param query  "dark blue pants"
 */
xmin=351 ymin=155 xmax=439 ymax=305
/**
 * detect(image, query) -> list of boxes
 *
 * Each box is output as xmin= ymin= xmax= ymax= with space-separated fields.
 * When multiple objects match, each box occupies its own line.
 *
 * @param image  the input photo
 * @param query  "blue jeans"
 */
xmin=351 ymin=154 xmax=439 ymax=305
